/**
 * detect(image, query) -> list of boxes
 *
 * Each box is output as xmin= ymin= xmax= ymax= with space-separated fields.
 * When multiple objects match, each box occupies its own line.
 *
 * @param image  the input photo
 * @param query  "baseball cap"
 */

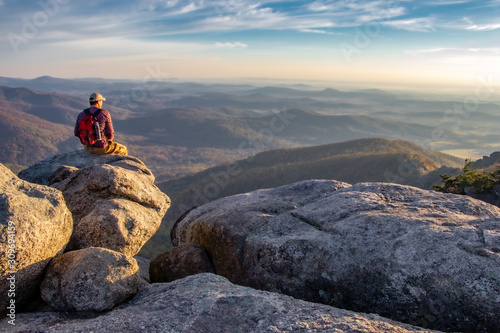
xmin=89 ymin=92 xmax=106 ymax=102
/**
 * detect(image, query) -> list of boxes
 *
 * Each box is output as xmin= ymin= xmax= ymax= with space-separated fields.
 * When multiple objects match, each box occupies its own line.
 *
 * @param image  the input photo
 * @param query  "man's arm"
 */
xmin=103 ymin=110 xmax=114 ymax=141
xmin=74 ymin=113 xmax=83 ymax=137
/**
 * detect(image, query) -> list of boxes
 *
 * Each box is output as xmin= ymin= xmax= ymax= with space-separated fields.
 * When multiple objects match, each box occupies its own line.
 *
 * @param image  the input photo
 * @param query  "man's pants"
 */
xmin=84 ymin=141 xmax=128 ymax=155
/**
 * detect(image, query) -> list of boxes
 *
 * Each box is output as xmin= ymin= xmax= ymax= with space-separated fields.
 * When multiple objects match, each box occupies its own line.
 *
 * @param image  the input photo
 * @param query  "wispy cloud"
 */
xmin=439 ymin=16 xmax=500 ymax=31
xmin=466 ymin=23 xmax=500 ymax=31
xmin=216 ymin=42 xmax=248 ymax=48
xmin=1 ymin=0 xmax=499 ymax=83
xmin=204 ymin=6 xmax=285 ymax=28
xmin=383 ymin=17 xmax=437 ymax=32
xmin=406 ymin=47 xmax=500 ymax=56
xmin=1 ymin=0 xmax=495 ymax=43
xmin=423 ymin=0 xmax=471 ymax=4
xmin=143 ymin=0 xmax=407 ymax=34
xmin=307 ymin=0 xmax=406 ymax=24
xmin=298 ymin=28 xmax=338 ymax=34
xmin=178 ymin=3 xmax=200 ymax=14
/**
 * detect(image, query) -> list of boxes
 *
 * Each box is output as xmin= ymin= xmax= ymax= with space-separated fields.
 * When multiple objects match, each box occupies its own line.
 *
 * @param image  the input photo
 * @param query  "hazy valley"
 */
xmin=1 ymin=76 xmax=499 ymax=257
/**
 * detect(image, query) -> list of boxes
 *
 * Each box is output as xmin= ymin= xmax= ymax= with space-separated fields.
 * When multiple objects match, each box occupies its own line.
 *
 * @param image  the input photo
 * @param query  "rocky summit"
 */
xmin=172 ymin=180 xmax=500 ymax=332
xmin=2 ymin=152 xmax=500 ymax=332
xmin=18 ymin=150 xmax=153 ymax=186
xmin=2 ymin=273 xmax=438 ymax=333
xmin=19 ymin=150 xmax=171 ymax=257
xmin=1 ymin=150 xmax=171 ymax=319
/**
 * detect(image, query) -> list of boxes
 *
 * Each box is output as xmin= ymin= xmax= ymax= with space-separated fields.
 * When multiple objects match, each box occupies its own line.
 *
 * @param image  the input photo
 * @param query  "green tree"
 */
xmin=433 ymin=159 xmax=500 ymax=195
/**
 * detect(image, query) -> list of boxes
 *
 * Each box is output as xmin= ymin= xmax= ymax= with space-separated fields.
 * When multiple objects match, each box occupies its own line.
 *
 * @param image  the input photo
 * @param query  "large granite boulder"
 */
xmin=19 ymin=150 xmax=171 ymax=257
xmin=2 ymin=273 xmax=438 ymax=332
xmin=18 ymin=150 xmax=145 ymax=186
xmin=149 ymin=243 xmax=215 ymax=283
xmin=40 ymin=247 xmax=140 ymax=312
xmin=0 ymin=164 xmax=73 ymax=315
xmin=172 ymin=180 xmax=500 ymax=332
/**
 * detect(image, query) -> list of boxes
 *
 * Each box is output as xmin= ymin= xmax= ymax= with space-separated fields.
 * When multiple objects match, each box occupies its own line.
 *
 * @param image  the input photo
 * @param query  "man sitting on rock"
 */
xmin=75 ymin=93 xmax=128 ymax=155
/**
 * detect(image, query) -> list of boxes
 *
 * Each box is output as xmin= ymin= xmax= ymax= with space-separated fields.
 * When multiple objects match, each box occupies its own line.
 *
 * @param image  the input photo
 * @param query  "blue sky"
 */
xmin=0 ymin=0 xmax=499 ymax=92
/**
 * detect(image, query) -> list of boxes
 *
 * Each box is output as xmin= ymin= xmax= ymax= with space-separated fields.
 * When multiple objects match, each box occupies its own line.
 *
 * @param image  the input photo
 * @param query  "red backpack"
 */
xmin=78 ymin=108 xmax=102 ymax=146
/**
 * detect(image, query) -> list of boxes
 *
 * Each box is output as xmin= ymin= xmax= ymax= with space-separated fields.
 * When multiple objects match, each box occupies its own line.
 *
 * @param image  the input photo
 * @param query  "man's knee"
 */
xmin=105 ymin=141 xmax=128 ymax=155
xmin=117 ymin=144 xmax=128 ymax=156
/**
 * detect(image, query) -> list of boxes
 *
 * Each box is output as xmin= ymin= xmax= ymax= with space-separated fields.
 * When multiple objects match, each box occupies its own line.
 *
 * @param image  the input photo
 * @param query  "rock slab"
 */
xmin=0 ymin=164 xmax=73 ymax=315
xmin=18 ymin=150 xmax=145 ymax=186
xmin=172 ymin=180 xmax=500 ymax=332
xmin=40 ymin=247 xmax=140 ymax=312
xmin=19 ymin=150 xmax=171 ymax=257
xmin=2 ymin=273 xmax=438 ymax=333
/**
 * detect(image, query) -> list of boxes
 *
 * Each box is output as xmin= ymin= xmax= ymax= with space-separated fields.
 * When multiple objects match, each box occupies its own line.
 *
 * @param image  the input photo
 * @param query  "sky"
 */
xmin=0 ymin=0 xmax=499 ymax=93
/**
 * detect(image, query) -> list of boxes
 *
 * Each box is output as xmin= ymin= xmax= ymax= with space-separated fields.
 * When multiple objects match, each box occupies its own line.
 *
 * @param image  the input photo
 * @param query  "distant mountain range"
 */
xmin=1 ymin=78 xmax=497 ymax=259
xmin=0 ymin=86 xmax=86 ymax=125
xmin=1 ymin=76 xmax=497 ymax=150
xmin=1 ymin=84 xmax=477 ymax=177
xmin=0 ymin=76 xmax=137 ymax=95
xmin=114 ymin=107 xmax=450 ymax=149
xmin=0 ymin=87 xmax=78 ymax=165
